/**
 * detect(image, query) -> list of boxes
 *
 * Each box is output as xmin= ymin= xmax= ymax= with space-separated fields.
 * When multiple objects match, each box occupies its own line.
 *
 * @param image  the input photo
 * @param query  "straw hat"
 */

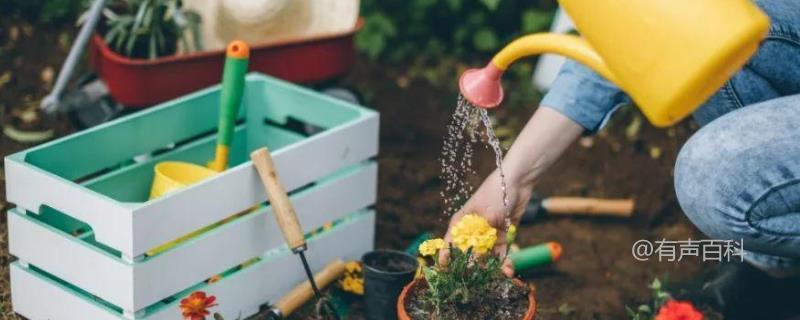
xmin=184 ymin=0 xmax=360 ymax=51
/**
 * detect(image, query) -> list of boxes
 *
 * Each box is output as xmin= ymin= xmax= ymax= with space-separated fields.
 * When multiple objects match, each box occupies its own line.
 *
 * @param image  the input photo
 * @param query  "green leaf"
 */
xmin=445 ymin=0 xmax=462 ymax=11
xmin=453 ymin=26 xmax=469 ymax=45
xmin=132 ymin=0 xmax=149 ymax=32
xmin=412 ymin=0 xmax=437 ymax=11
xmin=480 ymin=0 xmax=501 ymax=11
xmin=125 ymin=33 xmax=138 ymax=56
xmin=521 ymin=9 xmax=553 ymax=34
xmin=355 ymin=13 xmax=397 ymax=59
xmin=625 ymin=306 xmax=637 ymax=316
xmin=650 ymin=278 xmax=662 ymax=290
xmin=149 ymin=33 xmax=157 ymax=59
xmin=355 ymin=32 xmax=386 ymax=60
xmin=558 ymin=303 xmax=575 ymax=316
xmin=472 ymin=28 xmax=498 ymax=52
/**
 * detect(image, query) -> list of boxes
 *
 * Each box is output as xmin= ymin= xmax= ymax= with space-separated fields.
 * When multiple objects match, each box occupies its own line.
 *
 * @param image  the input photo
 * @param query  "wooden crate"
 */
xmin=4 ymin=73 xmax=379 ymax=319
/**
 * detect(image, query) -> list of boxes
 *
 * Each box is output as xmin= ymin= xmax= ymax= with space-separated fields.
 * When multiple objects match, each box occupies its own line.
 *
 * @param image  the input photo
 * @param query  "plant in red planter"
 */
xmin=103 ymin=0 xmax=201 ymax=59
xmin=398 ymin=214 xmax=536 ymax=320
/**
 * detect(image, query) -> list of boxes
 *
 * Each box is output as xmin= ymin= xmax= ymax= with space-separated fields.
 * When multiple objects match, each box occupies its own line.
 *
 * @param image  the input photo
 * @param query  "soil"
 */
xmin=342 ymin=61 xmax=708 ymax=320
xmin=405 ymin=278 xmax=530 ymax=320
xmin=0 ymin=16 xmax=713 ymax=320
xmin=4 ymin=12 xmax=800 ymax=320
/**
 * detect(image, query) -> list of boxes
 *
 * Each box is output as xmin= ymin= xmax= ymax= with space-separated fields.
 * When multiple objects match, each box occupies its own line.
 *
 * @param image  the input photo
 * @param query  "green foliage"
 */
xmin=0 ymin=0 xmax=89 ymax=24
xmin=355 ymin=12 xmax=397 ymax=60
xmin=521 ymin=9 xmax=553 ymax=33
xmin=421 ymin=245 xmax=506 ymax=316
xmin=357 ymin=0 xmax=557 ymax=62
xmin=103 ymin=0 xmax=201 ymax=59
xmin=626 ymin=277 xmax=672 ymax=320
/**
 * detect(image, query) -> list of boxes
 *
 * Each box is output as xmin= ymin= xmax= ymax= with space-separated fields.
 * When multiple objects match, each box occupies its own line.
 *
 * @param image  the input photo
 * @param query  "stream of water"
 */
xmin=440 ymin=94 xmax=511 ymax=232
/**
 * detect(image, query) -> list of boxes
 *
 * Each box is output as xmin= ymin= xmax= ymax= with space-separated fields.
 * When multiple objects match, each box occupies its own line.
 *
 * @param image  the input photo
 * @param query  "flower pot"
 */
xmin=89 ymin=18 xmax=363 ymax=107
xmin=396 ymin=277 xmax=537 ymax=320
xmin=362 ymin=250 xmax=419 ymax=320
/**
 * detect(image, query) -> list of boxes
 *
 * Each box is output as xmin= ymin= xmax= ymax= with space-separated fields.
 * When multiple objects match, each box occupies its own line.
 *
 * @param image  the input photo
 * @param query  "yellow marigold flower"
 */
xmin=339 ymin=261 xmax=364 ymax=295
xmin=418 ymin=238 xmax=447 ymax=256
xmin=339 ymin=276 xmax=364 ymax=295
xmin=415 ymin=257 xmax=426 ymax=278
xmin=451 ymin=214 xmax=497 ymax=254
xmin=506 ymin=224 xmax=517 ymax=245
xmin=345 ymin=261 xmax=362 ymax=273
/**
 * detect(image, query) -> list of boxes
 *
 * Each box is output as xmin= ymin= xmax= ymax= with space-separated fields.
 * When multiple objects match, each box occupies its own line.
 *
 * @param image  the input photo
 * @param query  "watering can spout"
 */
xmin=459 ymin=33 xmax=615 ymax=110
xmin=458 ymin=0 xmax=769 ymax=127
xmin=459 ymin=64 xmax=504 ymax=109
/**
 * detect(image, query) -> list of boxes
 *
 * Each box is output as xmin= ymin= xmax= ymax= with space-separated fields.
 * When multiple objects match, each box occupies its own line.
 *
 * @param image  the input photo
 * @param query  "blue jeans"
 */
xmin=676 ymin=95 xmax=800 ymax=274
xmin=539 ymin=0 xmax=800 ymax=274
xmin=675 ymin=0 xmax=800 ymax=274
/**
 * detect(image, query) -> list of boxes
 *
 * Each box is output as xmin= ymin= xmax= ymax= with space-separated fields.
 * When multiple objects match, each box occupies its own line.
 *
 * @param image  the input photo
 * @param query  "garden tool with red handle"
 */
xmin=521 ymin=194 xmax=634 ymax=224
xmin=250 ymin=147 xmax=340 ymax=320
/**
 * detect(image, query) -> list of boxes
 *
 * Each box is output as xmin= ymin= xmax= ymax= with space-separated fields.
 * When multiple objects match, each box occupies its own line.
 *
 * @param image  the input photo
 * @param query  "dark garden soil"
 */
xmin=3 ymin=16 xmax=800 ymax=320
xmin=320 ymin=61 xmax=710 ymax=320
xmin=404 ymin=278 xmax=530 ymax=320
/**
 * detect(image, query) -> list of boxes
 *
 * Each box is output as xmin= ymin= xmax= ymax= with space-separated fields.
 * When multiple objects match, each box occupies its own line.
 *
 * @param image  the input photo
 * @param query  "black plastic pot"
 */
xmin=362 ymin=249 xmax=418 ymax=320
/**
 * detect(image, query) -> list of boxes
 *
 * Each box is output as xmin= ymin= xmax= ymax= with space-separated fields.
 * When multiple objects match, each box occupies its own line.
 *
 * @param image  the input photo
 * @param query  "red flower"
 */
xmin=179 ymin=291 xmax=218 ymax=320
xmin=655 ymin=300 xmax=703 ymax=320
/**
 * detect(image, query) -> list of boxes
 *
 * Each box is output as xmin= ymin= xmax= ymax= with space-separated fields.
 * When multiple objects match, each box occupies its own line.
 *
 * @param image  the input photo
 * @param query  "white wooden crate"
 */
xmin=11 ymin=211 xmax=376 ymax=320
xmin=4 ymin=73 xmax=379 ymax=319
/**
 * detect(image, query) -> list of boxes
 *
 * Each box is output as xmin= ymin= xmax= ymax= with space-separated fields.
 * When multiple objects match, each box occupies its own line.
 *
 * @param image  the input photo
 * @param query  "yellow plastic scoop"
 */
xmin=144 ymin=41 xmax=251 ymax=256
xmin=149 ymin=162 xmax=218 ymax=199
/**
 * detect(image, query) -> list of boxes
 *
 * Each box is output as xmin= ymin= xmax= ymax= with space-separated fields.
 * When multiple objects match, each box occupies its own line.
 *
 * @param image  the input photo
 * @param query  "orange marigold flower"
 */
xmin=180 ymin=291 xmax=218 ymax=320
xmin=655 ymin=300 xmax=703 ymax=320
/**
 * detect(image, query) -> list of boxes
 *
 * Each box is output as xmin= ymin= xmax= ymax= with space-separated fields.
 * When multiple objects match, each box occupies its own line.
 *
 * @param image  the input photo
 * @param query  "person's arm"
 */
xmin=442 ymin=59 xmax=629 ymax=275
xmin=506 ymin=58 xmax=630 ymax=189
xmin=540 ymin=59 xmax=630 ymax=133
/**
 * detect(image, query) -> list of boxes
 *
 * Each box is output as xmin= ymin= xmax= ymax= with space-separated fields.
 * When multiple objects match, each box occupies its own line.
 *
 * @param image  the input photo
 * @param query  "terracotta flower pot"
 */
xmin=396 ymin=277 xmax=536 ymax=320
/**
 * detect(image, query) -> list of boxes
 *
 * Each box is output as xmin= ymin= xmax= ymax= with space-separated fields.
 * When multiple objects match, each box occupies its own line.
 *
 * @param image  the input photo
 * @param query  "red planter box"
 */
xmin=90 ymin=19 xmax=362 ymax=107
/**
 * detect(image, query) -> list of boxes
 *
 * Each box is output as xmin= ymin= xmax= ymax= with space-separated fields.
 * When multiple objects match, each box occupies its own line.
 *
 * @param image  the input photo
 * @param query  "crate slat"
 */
xmin=10 ymin=162 xmax=376 ymax=311
xmin=11 ymin=211 xmax=375 ymax=320
xmin=5 ymin=74 xmax=379 ymax=258
xmin=131 ymin=111 xmax=378 ymax=257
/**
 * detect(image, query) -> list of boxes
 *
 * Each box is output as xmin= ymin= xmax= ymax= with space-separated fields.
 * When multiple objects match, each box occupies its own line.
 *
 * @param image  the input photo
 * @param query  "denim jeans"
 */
xmin=676 ymin=95 xmax=800 ymax=274
xmin=539 ymin=0 xmax=800 ymax=274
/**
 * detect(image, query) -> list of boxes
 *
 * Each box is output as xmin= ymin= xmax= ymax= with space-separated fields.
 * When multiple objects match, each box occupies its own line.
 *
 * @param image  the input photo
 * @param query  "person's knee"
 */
xmin=674 ymin=126 xmax=741 ymax=239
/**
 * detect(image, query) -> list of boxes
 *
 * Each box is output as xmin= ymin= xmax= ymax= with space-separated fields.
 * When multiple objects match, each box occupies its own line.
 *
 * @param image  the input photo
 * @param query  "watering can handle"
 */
xmin=250 ymin=147 xmax=306 ymax=250
xmin=491 ymin=33 xmax=618 ymax=85
xmin=275 ymin=259 xmax=346 ymax=316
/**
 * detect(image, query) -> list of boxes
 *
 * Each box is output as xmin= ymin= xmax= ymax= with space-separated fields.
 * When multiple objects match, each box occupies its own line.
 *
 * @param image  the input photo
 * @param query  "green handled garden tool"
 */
xmin=510 ymin=242 xmax=562 ymax=273
xmin=208 ymin=41 xmax=250 ymax=171
xmin=250 ymin=147 xmax=339 ymax=320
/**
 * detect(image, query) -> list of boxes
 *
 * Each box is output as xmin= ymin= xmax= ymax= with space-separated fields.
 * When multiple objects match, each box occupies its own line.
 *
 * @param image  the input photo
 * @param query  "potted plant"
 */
xmin=89 ymin=0 xmax=363 ymax=108
xmin=103 ymin=0 xmax=201 ymax=59
xmin=398 ymin=214 xmax=536 ymax=320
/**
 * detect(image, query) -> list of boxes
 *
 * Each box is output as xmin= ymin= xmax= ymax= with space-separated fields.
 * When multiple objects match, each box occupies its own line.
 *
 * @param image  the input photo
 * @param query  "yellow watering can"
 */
xmin=460 ymin=0 xmax=770 ymax=127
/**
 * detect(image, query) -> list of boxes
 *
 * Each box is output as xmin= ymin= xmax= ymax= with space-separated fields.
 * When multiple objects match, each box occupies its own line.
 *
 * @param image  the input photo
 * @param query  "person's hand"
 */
xmin=439 ymin=168 xmax=534 ymax=277
xmin=436 ymin=107 xmax=586 ymax=277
